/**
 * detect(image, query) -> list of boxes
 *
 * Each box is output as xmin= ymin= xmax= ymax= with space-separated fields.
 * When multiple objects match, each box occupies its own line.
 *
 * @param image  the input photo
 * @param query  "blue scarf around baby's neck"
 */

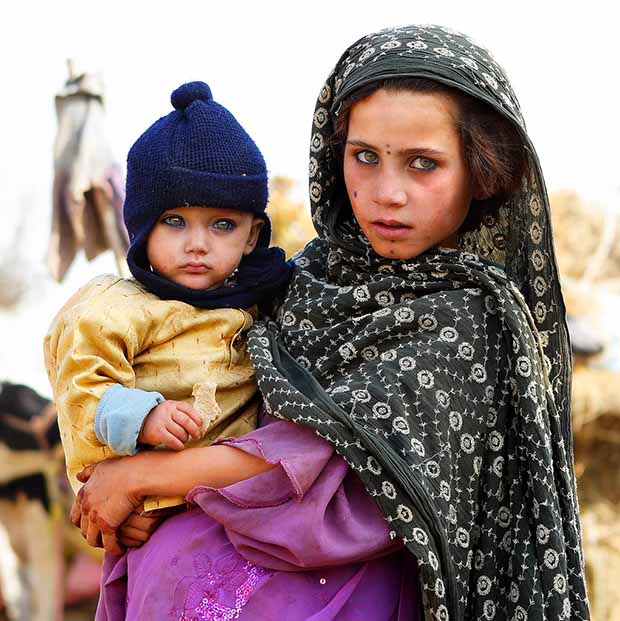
xmin=127 ymin=243 xmax=294 ymax=311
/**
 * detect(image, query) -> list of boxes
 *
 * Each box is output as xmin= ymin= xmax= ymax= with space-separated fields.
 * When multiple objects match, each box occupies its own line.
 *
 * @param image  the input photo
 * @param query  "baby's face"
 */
xmin=146 ymin=207 xmax=263 ymax=290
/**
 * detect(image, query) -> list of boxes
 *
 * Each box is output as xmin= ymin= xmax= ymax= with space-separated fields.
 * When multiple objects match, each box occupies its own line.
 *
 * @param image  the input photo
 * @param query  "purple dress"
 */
xmin=96 ymin=418 xmax=421 ymax=620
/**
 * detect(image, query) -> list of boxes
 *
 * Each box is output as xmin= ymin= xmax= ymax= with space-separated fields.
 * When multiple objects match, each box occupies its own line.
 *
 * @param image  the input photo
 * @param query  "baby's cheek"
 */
xmin=158 ymin=258 xmax=175 ymax=272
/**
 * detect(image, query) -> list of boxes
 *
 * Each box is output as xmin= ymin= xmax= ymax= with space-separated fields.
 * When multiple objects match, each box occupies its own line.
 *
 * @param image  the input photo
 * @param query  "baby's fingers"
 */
xmin=175 ymin=402 xmax=203 ymax=427
xmin=172 ymin=409 xmax=200 ymax=440
xmin=160 ymin=429 xmax=185 ymax=451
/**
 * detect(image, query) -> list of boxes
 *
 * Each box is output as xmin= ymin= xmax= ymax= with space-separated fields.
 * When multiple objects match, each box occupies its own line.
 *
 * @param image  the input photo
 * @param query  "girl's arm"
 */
xmin=131 ymin=444 xmax=275 ymax=496
xmin=72 ymin=444 xmax=274 ymax=555
xmin=76 ymin=418 xmax=399 ymax=567
xmin=190 ymin=419 xmax=402 ymax=570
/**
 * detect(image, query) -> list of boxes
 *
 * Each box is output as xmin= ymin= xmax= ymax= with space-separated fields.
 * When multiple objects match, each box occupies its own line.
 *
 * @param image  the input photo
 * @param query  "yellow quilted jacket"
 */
xmin=44 ymin=275 xmax=259 ymax=511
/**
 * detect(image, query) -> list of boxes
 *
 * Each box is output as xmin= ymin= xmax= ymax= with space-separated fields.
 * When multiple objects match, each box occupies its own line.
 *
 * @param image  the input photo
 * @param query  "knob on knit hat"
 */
xmin=170 ymin=81 xmax=213 ymax=110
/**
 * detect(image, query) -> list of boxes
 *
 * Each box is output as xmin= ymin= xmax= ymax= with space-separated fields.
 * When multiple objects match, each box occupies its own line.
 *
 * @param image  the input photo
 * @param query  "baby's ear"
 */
xmin=243 ymin=216 xmax=264 ymax=255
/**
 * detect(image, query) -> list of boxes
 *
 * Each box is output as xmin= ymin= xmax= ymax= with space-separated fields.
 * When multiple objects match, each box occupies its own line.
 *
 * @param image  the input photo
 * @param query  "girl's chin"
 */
xmin=370 ymin=241 xmax=426 ymax=261
xmin=370 ymin=238 xmax=459 ymax=261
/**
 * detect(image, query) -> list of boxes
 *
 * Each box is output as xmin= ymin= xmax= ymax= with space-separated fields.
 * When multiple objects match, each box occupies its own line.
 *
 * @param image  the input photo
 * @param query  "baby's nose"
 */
xmin=184 ymin=228 xmax=209 ymax=253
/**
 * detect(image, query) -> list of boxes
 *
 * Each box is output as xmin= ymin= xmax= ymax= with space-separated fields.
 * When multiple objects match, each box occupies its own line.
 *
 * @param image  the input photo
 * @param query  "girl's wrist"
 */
xmin=126 ymin=451 xmax=155 ymax=499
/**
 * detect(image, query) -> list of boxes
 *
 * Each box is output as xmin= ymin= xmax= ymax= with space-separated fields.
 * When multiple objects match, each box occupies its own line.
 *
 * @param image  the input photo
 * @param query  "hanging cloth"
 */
xmin=48 ymin=72 xmax=128 ymax=281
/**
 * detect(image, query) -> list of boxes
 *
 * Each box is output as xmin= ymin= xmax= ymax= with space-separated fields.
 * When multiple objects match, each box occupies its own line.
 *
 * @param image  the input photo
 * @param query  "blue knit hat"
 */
xmin=125 ymin=81 xmax=270 ymax=250
xmin=124 ymin=81 xmax=292 ymax=309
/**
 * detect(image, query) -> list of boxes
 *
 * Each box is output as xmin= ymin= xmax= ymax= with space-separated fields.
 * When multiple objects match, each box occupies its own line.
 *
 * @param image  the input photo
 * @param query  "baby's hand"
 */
xmin=138 ymin=400 xmax=202 ymax=450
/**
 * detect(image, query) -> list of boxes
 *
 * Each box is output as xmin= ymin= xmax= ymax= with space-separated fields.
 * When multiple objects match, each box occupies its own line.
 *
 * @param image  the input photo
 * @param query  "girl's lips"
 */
xmin=371 ymin=221 xmax=412 ymax=240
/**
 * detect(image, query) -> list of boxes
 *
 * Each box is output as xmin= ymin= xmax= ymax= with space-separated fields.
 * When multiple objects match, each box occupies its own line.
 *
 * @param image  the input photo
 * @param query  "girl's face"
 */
xmin=343 ymin=88 xmax=473 ymax=261
xmin=147 ymin=206 xmax=263 ymax=290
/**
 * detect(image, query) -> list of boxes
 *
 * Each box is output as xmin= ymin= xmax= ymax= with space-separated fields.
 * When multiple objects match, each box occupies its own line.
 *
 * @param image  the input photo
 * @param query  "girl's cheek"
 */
xmin=349 ymin=187 xmax=365 ymax=210
xmin=346 ymin=181 xmax=360 ymax=204
xmin=344 ymin=162 xmax=367 ymax=197
xmin=346 ymin=169 xmax=368 ymax=199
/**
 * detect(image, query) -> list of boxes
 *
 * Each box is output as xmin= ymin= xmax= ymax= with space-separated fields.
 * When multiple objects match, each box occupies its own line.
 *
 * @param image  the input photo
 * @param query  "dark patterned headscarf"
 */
xmin=248 ymin=25 xmax=589 ymax=620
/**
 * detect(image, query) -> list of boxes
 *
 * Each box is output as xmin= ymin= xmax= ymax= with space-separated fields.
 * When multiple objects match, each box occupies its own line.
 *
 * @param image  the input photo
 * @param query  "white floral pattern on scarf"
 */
xmin=249 ymin=24 xmax=589 ymax=621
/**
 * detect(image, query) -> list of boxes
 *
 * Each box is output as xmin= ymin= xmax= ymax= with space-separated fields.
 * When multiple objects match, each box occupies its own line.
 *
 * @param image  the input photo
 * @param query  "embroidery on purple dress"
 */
xmin=172 ymin=551 xmax=271 ymax=621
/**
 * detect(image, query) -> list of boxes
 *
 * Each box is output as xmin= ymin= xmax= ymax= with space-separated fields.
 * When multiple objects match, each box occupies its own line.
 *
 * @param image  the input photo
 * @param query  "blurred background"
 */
xmin=1 ymin=1 xmax=618 ymax=619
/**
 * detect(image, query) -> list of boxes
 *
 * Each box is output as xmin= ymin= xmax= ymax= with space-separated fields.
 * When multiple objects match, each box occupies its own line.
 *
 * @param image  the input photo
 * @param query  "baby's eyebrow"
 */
xmin=346 ymin=139 xmax=445 ymax=157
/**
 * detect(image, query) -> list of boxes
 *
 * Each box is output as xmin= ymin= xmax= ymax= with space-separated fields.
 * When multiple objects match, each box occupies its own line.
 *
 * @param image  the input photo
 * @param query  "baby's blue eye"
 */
xmin=212 ymin=220 xmax=235 ymax=231
xmin=355 ymin=150 xmax=379 ymax=164
xmin=161 ymin=214 xmax=185 ymax=227
xmin=411 ymin=156 xmax=436 ymax=171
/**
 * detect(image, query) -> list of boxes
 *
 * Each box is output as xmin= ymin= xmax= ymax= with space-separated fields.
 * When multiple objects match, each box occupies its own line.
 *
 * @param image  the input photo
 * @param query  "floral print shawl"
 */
xmin=248 ymin=25 xmax=589 ymax=620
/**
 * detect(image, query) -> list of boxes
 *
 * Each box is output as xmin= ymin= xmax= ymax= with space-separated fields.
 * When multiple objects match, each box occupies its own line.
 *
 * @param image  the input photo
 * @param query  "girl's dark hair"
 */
xmin=331 ymin=78 xmax=529 ymax=232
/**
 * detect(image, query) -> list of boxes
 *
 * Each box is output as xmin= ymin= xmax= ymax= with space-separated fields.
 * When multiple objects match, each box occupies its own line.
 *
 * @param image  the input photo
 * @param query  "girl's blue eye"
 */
xmin=355 ymin=150 xmax=379 ymax=165
xmin=212 ymin=220 xmax=235 ymax=231
xmin=161 ymin=214 xmax=185 ymax=227
xmin=411 ymin=156 xmax=436 ymax=171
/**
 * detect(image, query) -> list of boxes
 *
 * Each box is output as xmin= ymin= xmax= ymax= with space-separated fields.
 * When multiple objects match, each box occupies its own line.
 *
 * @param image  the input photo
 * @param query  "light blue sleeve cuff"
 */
xmin=95 ymin=384 xmax=165 ymax=455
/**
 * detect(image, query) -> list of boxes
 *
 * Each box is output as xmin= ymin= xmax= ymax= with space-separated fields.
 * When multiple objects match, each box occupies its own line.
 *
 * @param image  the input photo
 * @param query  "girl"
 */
xmin=73 ymin=26 xmax=589 ymax=620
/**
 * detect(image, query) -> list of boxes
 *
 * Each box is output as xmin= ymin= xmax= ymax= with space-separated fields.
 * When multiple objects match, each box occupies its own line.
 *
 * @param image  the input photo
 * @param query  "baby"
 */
xmin=44 ymin=81 xmax=292 ymax=512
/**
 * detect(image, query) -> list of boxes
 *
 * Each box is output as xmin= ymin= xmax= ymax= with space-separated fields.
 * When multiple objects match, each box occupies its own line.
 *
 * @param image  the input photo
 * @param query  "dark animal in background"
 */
xmin=0 ymin=381 xmax=63 ymax=621
xmin=0 ymin=382 xmax=60 ymax=509
xmin=0 ymin=382 xmax=60 ymax=450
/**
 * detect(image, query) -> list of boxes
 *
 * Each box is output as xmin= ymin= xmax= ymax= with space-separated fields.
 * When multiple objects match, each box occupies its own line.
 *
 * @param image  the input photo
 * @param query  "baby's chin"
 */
xmin=173 ymin=277 xmax=226 ymax=291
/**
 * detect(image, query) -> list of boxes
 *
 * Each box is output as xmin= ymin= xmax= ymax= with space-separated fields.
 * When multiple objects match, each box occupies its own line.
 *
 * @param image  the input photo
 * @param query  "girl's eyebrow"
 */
xmin=346 ymin=139 xmax=445 ymax=157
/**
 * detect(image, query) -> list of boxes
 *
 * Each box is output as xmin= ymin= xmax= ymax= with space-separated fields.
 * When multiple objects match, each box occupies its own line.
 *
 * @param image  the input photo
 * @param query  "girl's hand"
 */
xmin=119 ymin=507 xmax=166 ymax=548
xmin=71 ymin=459 xmax=144 ymax=555
xmin=138 ymin=400 xmax=202 ymax=450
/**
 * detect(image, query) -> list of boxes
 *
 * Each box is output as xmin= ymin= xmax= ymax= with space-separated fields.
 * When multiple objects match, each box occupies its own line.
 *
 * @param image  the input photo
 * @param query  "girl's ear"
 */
xmin=471 ymin=181 xmax=491 ymax=201
xmin=243 ymin=217 xmax=265 ymax=255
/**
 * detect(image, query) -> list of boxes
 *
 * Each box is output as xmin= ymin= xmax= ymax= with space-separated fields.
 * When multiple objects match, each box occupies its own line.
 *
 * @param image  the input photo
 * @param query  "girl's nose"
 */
xmin=374 ymin=170 xmax=407 ymax=207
